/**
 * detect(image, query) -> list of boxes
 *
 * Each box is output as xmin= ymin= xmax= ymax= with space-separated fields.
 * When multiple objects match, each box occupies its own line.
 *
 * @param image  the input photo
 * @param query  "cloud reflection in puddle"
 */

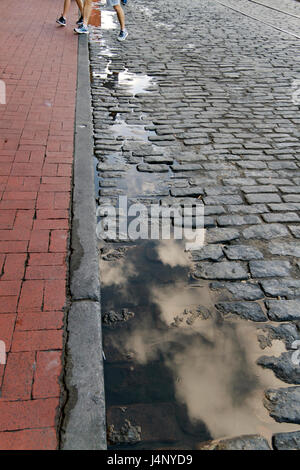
xmin=100 ymin=239 xmax=299 ymax=446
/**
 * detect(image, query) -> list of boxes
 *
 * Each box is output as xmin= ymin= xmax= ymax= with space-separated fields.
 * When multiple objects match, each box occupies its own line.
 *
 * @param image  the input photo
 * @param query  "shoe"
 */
xmin=121 ymin=0 xmax=127 ymax=4
xmin=117 ymin=29 xmax=128 ymax=41
xmin=74 ymin=24 xmax=89 ymax=34
xmin=76 ymin=15 xmax=83 ymax=26
xmin=56 ymin=16 xmax=66 ymax=26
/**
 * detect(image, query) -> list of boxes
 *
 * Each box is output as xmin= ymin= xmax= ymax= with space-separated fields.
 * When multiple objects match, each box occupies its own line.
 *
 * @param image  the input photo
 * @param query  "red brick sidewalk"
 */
xmin=0 ymin=0 xmax=79 ymax=450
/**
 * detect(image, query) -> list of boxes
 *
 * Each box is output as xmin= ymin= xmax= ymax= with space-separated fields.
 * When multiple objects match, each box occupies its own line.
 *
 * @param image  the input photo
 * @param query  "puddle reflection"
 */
xmin=89 ymin=0 xmax=101 ymax=27
xmin=100 ymin=239 xmax=299 ymax=449
xmin=100 ymin=69 xmax=155 ymax=95
xmin=118 ymin=71 xmax=155 ymax=95
xmin=111 ymin=121 xmax=150 ymax=140
xmin=101 ymin=10 xmax=117 ymax=30
xmin=119 ymin=167 xmax=169 ymax=197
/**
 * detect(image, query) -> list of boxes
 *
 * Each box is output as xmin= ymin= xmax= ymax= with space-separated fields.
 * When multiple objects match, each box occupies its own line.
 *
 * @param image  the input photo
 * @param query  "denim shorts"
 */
xmin=106 ymin=0 xmax=120 ymax=7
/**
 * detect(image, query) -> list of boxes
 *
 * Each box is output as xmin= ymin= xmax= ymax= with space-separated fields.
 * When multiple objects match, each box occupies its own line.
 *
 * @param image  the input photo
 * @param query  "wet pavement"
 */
xmin=89 ymin=0 xmax=300 ymax=450
xmin=99 ymin=240 xmax=299 ymax=449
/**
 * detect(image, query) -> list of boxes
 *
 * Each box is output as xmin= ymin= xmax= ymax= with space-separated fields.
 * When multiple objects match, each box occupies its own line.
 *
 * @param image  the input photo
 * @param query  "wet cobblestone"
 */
xmin=89 ymin=0 xmax=300 ymax=450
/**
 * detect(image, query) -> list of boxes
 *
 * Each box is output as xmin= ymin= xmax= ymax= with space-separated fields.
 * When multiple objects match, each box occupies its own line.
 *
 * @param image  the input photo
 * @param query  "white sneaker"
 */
xmin=117 ymin=29 xmax=128 ymax=41
xmin=74 ymin=24 xmax=89 ymax=34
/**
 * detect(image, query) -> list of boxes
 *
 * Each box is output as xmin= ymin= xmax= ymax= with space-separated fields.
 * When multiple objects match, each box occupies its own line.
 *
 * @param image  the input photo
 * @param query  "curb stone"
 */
xmin=60 ymin=35 xmax=106 ymax=450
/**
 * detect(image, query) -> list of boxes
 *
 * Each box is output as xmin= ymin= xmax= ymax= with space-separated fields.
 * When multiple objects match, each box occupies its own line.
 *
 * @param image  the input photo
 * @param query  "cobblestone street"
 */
xmin=90 ymin=0 xmax=300 ymax=450
xmin=0 ymin=0 xmax=300 ymax=452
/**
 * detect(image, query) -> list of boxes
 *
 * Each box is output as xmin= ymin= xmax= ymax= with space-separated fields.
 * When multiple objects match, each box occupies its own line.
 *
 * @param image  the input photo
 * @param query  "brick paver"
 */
xmin=0 ymin=0 xmax=79 ymax=450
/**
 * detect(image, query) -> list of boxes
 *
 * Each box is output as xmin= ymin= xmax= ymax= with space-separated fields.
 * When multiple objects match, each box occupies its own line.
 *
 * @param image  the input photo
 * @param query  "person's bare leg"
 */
xmin=62 ymin=0 xmax=83 ymax=18
xmin=83 ymin=0 xmax=93 ymax=26
xmin=62 ymin=0 xmax=72 ymax=18
xmin=75 ymin=0 xmax=84 ymax=16
xmin=114 ymin=5 xmax=125 ymax=31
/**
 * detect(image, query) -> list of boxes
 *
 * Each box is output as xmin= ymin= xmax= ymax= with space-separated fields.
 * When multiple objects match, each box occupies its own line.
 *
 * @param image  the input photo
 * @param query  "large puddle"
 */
xmin=99 ymin=238 xmax=299 ymax=449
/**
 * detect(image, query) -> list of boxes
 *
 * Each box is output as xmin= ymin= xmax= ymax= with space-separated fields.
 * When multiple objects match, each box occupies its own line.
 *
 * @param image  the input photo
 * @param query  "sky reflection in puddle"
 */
xmin=118 ymin=167 xmax=170 ymax=197
xmin=118 ymin=70 xmax=154 ymax=95
xmin=100 ymin=239 xmax=299 ymax=449
xmin=111 ymin=121 xmax=150 ymax=140
xmin=101 ymin=11 xmax=117 ymax=30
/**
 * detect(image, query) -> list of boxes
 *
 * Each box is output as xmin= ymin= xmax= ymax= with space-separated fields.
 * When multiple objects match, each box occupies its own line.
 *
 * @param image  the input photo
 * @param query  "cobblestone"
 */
xmin=216 ymin=301 xmax=267 ymax=322
xmin=194 ymin=262 xmax=248 ymax=281
xmin=204 ymin=195 xmax=244 ymax=205
xmin=268 ymin=203 xmax=300 ymax=211
xmin=245 ymin=194 xmax=282 ymax=204
xmin=273 ymin=431 xmax=300 ymax=450
xmin=262 ymin=280 xmax=300 ymax=299
xmin=265 ymin=300 xmax=300 ymax=321
xmin=170 ymin=187 xmax=204 ymax=197
xmin=265 ymin=387 xmax=300 ymax=424
xmin=258 ymin=352 xmax=300 ymax=385
xmin=191 ymin=245 xmax=224 ymax=262
xmin=224 ymin=245 xmax=264 ymax=261
xmin=144 ymin=155 xmax=174 ymax=164
xmin=200 ymin=435 xmax=270 ymax=450
xmin=258 ymin=323 xmax=300 ymax=351
xmin=222 ymin=282 xmax=264 ymax=301
xmin=243 ymin=224 xmax=289 ymax=240
xmin=137 ymin=163 xmax=169 ymax=173
xmin=206 ymin=228 xmax=240 ymax=244
xmin=268 ymin=241 xmax=300 ymax=257
xmin=241 ymin=185 xmax=277 ymax=193
xmin=289 ymin=226 xmax=300 ymax=238
xmin=262 ymin=213 xmax=300 ymax=223
xmin=90 ymin=0 xmax=300 ymax=449
xmin=227 ymin=204 xmax=268 ymax=214
xmin=217 ymin=215 xmax=261 ymax=227
xmin=249 ymin=261 xmax=291 ymax=278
